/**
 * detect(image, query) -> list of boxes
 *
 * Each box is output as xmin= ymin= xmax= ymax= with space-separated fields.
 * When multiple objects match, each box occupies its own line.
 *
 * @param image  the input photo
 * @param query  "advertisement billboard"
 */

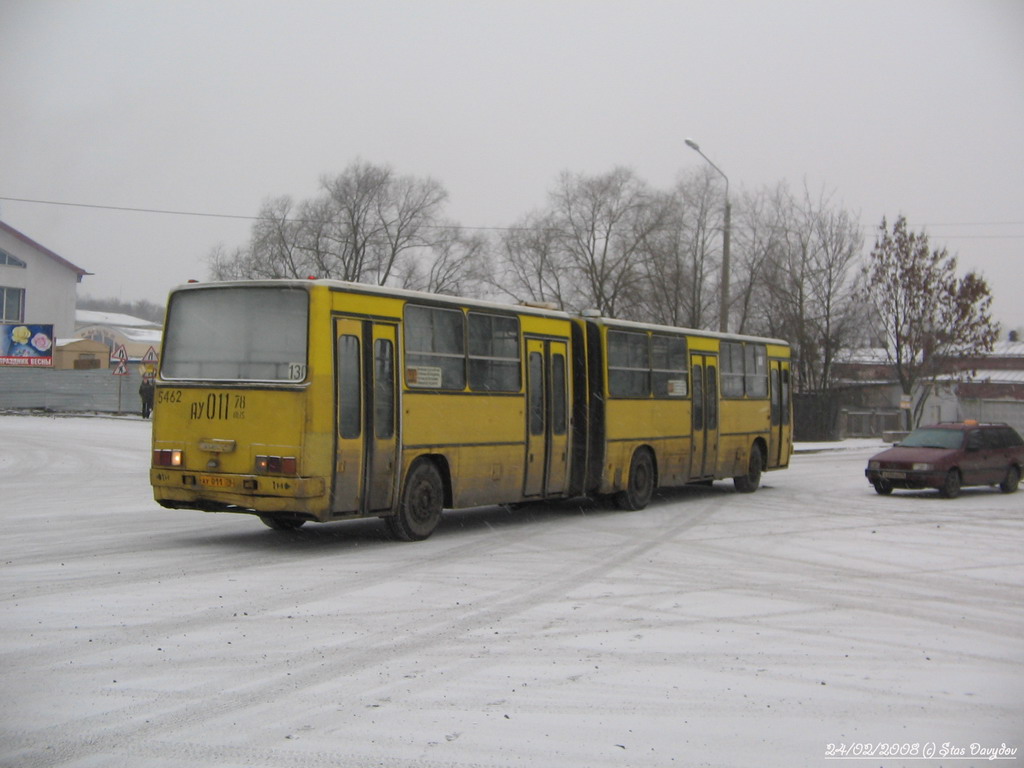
xmin=1 ymin=324 xmax=54 ymax=367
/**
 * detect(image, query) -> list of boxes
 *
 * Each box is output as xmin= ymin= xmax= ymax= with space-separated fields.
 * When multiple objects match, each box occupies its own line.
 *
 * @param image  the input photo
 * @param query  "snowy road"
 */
xmin=2 ymin=414 xmax=1022 ymax=768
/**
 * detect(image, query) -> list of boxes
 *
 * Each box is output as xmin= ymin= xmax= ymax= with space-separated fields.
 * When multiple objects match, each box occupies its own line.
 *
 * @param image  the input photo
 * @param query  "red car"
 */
xmin=865 ymin=421 xmax=1023 ymax=498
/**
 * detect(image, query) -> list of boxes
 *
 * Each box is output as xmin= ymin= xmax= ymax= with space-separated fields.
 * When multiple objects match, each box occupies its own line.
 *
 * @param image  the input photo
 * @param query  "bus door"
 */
xmin=689 ymin=353 xmax=719 ymax=479
xmin=768 ymin=360 xmax=792 ymax=468
xmin=333 ymin=317 xmax=399 ymax=515
xmin=524 ymin=338 xmax=570 ymax=498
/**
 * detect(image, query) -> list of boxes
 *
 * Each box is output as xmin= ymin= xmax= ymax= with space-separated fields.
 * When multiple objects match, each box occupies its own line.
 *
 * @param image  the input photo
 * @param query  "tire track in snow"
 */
xmin=6 ymin=494 xmax=725 ymax=768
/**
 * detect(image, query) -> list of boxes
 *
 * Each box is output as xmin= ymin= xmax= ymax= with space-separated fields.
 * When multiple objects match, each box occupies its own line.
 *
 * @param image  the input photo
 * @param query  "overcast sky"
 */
xmin=2 ymin=0 xmax=1022 ymax=331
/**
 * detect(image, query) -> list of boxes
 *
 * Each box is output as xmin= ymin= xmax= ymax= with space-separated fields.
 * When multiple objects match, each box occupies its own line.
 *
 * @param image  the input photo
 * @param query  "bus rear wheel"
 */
xmin=259 ymin=514 xmax=306 ymax=530
xmin=388 ymin=460 xmax=444 ymax=541
xmin=615 ymin=448 xmax=655 ymax=511
xmin=733 ymin=445 xmax=763 ymax=493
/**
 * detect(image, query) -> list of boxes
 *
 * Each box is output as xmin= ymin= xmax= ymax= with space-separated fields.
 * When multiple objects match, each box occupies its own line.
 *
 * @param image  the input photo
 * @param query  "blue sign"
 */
xmin=1 ymin=324 xmax=54 ymax=367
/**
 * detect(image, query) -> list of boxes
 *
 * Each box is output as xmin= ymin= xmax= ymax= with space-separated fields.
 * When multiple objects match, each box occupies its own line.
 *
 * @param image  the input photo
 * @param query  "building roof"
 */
xmin=988 ymin=340 xmax=1024 ymax=358
xmin=0 ymin=219 xmax=92 ymax=277
xmin=75 ymin=309 xmax=161 ymax=328
xmin=961 ymin=369 xmax=1024 ymax=385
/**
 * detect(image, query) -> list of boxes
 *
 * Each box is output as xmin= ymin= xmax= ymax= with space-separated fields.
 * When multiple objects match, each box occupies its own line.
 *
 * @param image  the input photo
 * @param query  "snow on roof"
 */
xmin=75 ymin=309 xmax=160 ymax=328
xmin=119 ymin=327 xmax=163 ymax=343
xmin=56 ymin=337 xmax=105 ymax=346
xmin=835 ymin=347 xmax=890 ymax=364
xmin=989 ymin=340 xmax=1024 ymax=357
xmin=960 ymin=369 xmax=1024 ymax=384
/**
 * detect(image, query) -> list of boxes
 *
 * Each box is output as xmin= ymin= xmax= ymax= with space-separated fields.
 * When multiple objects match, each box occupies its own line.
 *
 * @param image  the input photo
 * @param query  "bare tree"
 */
xmin=398 ymin=223 xmax=487 ymax=297
xmin=730 ymin=184 xmax=789 ymax=335
xmin=640 ymin=168 xmax=722 ymax=328
xmin=548 ymin=167 xmax=668 ymax=318
xmin=491 ymin=212 xmax=574 ymax=309
xmin=205 ymin=161 xmax=477 ymax=291
xmin=863 ymin=215 xmax=999 ymax=425
xmin=734 ymin=183 xmax=863 ymax=391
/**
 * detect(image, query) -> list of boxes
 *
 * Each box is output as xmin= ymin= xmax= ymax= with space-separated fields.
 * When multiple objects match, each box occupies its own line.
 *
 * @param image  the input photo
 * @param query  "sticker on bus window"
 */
xmin=667 ymin=379 xmax=687 ymax=397
xmin=407 ymin=366 xmax=443 ymax=388
xmin=288 ymin=363 xmax=307 ymax=381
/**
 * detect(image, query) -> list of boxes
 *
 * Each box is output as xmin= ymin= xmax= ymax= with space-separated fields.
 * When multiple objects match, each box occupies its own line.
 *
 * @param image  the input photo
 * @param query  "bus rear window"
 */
xmin=161 ymin=287 xmax=309 ymax=382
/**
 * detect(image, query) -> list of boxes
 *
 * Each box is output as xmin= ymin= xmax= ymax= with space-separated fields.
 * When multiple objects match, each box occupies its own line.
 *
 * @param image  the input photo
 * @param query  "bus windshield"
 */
xmin=161 ymin=286 xmax=309 ymax=382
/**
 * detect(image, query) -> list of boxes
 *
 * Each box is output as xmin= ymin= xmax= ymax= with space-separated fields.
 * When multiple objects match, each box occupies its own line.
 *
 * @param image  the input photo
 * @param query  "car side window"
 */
xmin=1004 ymin=428 xmax=1024 ymax=447
xmin=966 ymin=430 xmax=984 ymax=451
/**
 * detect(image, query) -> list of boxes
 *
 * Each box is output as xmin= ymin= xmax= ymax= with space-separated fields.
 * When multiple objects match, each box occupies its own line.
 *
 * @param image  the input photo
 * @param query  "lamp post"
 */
xmin=685 ymin=138 xmax=731 ymax=333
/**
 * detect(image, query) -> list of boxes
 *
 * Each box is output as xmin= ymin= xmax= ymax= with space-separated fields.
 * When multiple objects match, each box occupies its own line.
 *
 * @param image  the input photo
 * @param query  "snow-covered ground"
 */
xmin=2 ymin=414 xmax=1021 ymax=768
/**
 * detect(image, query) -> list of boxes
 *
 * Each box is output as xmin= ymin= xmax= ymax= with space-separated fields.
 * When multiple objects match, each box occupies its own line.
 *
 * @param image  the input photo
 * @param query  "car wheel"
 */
xmin=1000 ymin=466 xmax=1020 ymax=494
xmin=939 ymin=469 xmax=961 ymax=499
xmin=872 ymin=479 xmax=893 ymax=496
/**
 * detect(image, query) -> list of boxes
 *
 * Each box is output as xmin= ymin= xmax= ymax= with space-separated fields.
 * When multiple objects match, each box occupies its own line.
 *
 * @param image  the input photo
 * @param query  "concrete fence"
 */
xmin=0 ymin=367 xmax=149 ymax=414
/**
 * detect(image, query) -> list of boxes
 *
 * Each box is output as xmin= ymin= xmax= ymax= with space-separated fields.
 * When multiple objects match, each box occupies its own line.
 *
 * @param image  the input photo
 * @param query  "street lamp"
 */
xmin=685 ymin=138 xmax=731 ymax=333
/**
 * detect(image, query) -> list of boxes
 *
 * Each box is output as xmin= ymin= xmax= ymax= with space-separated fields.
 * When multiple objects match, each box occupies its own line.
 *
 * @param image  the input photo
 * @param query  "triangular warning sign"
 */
xmin=142 ymin=346 xmax=158 ymax=364
xmin=112 ymin=359 xmax=129 ymax=376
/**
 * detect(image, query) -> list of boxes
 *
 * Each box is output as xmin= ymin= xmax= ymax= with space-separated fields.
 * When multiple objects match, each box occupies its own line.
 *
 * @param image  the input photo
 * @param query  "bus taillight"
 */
xmin=153 ymin=449 xmax=184 ymax=467
xmin=255 ymin=455 xmax=298 ymax=475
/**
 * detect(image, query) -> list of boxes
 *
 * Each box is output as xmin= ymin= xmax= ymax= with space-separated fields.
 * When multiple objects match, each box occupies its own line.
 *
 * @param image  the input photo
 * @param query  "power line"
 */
xmin=0 ymin=195 xmax=520 ymax=232
xmin=2 ymin=194 xmax=1023 ymax=238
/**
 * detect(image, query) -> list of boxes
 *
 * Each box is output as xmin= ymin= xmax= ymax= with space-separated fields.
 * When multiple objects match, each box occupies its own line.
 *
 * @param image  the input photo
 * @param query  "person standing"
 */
xmin=139 ymin=375 xmax=155 ymax=419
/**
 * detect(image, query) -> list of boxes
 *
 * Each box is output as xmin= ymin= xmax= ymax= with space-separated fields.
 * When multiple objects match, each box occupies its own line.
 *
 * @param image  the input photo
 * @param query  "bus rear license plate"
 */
xmin=881 ymin=471 xmax=905 ymax=480
xmin=200 ymin=475 xmax=236 ymax=489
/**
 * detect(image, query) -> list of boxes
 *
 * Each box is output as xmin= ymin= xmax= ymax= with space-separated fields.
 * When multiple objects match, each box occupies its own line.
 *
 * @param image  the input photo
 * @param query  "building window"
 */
xmin=1 ymin=286 xmax=25 ymax=322
xmin=0 ymin=250 xmax=27 ymax=268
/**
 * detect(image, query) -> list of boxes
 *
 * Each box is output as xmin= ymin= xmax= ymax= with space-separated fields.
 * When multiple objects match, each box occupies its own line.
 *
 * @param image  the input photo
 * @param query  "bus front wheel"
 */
xmin=733 ymin=445 xmax=763 ymax=493
xmin=388 ymin=460 xmax=444 ymax=541
xmin=615 ymin=448 xmax=655 ymax=511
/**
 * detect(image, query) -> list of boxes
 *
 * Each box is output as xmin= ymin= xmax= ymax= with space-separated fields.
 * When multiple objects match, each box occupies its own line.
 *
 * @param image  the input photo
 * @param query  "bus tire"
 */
xmin=615 ymin=448 xmax=655 ymax=511
xmin=733 ymin=444 xmax=763 ymax=493
xmin=388 ymin=459 xmax=444 ymax=541
xmin=259 ymin=514 xmax=306 ymax=530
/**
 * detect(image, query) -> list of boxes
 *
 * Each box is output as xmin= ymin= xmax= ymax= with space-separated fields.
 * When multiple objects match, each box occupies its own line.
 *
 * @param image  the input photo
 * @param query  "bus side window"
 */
xmin=552 ymin=354 xmax=567 ymax=435
xmin=374 ymin=339 xmax=395 ymax=439
xmin=771 ymin=368 xmax=781 ymax=425
xmin=706 ymin=366 xmax=718 ymax=430
xmin=745 ymin=345 xmax=768 ymax=397
xmin=529 ymin=352 xmax=544 ymax=435
xmin=692 ymin=364 xmax=704 ymax=431
xmin=781 ymin=369 xmax=791 ymax=425
xmin=338 ymin=335 xmax=361 ymax=439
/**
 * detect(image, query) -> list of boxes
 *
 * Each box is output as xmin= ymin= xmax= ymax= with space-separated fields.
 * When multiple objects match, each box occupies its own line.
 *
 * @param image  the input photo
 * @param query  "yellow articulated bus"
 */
xmin=151 ymin=279 xmax=791 ymax=540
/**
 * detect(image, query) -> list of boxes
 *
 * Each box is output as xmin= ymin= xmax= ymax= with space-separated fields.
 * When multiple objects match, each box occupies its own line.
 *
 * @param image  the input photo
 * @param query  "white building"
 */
xmin=75 ymin=309 xmax=163 ymax=364
xmin=1 ymin=219 xmax=91 ymax=339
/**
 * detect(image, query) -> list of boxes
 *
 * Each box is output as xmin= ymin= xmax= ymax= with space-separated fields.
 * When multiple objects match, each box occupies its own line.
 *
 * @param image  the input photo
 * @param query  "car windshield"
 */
xmin=899 ymin=428 xmax=964 ymax=450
